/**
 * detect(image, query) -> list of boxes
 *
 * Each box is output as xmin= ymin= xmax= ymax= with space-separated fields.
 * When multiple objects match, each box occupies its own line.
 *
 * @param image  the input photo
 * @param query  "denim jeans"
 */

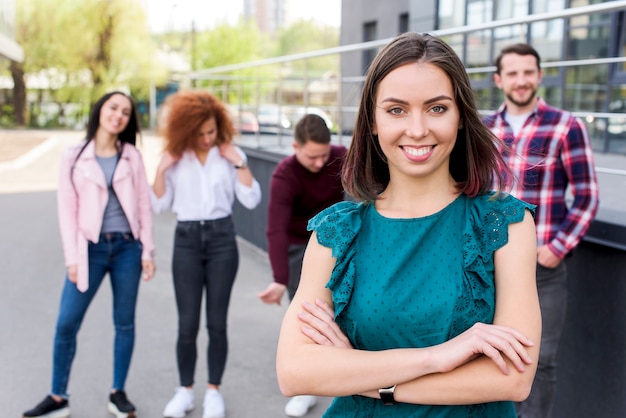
xmin=516 ymin=261 xmax=568 ymax=418
xmin=51 ymin=233 xmax=142 ymax=397
xmin=172 ymin=217 xmax=239 ymax=387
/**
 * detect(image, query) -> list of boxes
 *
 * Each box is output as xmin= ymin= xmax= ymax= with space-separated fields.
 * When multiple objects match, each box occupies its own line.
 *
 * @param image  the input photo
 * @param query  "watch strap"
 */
xmin=379 ymin=384 xmax=396 ymax=405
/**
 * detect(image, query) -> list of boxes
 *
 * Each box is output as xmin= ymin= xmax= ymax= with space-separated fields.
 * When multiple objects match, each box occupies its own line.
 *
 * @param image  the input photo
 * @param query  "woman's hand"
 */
xmin=219 ymin=143 xmax=243 ymax=165
xmin=157 ymin=151 xmax=180 ymax=173
xmin=142 ymin=260 xmax=156 ymax=281
xmin=297 ymin=298 xmax=353 ymax=349
xmin=67 ymin=264 xmax=78 ymax=283
xmin=430 ymin=322 xmax=535 ymax=375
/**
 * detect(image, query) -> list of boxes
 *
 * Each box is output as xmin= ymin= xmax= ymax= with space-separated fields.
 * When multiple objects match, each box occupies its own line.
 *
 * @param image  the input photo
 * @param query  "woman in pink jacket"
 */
xmin=23 ymin=91 xmax=156 ymax=418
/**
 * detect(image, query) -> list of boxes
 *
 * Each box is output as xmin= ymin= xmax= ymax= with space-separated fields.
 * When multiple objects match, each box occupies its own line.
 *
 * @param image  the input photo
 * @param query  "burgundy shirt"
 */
xmin=266 ymin=145 xmax=346 ymax=285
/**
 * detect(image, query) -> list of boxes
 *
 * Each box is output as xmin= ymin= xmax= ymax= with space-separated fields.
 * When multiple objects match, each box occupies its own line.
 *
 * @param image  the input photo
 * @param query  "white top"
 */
xmin=504 ymin=111 xmax=532 ymax=136
xmin=151 ymin=146 xmax=262 ymax=221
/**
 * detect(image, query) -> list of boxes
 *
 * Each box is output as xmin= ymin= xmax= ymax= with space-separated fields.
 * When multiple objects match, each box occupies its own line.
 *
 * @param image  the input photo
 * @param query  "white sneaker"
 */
xmin=203 ymin=388 xmax=225 ymax=418
xmin=163 ymin=387 xmax=194 ymax=418
xmin=284 ymin=395 xmax=317 ymax=417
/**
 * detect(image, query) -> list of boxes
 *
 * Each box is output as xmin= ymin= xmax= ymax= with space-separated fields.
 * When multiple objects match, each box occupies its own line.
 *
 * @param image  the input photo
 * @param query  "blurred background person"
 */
xmin=258 ymin=113 xmax=346 ymax=417
xmin=23 ymin=91 xmax=155 ymax=418
xmin=152 ymin=90 xmax=261 ymax=418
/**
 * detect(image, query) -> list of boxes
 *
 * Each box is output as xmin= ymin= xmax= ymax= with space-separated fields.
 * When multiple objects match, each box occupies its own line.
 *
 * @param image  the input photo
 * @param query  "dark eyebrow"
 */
xmin=380 ymin=95 xmax=453 ymax=105
xmin=424 ymin=95 xmax=454 ymax=105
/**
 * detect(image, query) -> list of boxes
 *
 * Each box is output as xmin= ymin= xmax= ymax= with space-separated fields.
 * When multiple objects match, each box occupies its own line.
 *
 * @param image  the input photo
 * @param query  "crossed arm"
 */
xmin=276 ymin=210 xmax=540 ymax=405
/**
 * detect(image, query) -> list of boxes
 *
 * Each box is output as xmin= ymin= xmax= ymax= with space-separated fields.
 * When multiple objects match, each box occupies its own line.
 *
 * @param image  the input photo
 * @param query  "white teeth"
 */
xmin=403 ymin=146 xmax=432 ymax=157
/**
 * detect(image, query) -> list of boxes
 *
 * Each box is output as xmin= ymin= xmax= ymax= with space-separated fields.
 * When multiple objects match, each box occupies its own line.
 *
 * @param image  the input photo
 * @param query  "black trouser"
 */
xmin=516 ymin=261 xmax=568 ymax=418
xmin=172 ymin=217 xmax=239 ymax=387
xmin=287 ymin=243 xmax=308 ymax=301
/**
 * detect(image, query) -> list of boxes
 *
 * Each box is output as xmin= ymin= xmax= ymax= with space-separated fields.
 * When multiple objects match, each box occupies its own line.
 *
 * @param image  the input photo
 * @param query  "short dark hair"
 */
xmin=343 ymin=32 xmax=510 ymax=201
xmin=294 ymin=113 xmax=331 ymax=145
xmin=494 ymin=43 xmax=541 ymax=74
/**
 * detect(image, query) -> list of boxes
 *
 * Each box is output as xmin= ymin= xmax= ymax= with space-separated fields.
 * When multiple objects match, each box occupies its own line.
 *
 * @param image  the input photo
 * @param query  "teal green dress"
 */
xmin=307 ymin=193 xmax=535 ymax=418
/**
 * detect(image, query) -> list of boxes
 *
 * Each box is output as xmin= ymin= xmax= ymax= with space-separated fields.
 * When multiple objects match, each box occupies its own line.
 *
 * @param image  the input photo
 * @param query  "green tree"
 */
xmin=276 ymin=19 xmax=339 ymax=77
xmin=13 ymin=0 xmax=168 ymax=126
xmin=192 ymin=19 xmax=273 ymax=104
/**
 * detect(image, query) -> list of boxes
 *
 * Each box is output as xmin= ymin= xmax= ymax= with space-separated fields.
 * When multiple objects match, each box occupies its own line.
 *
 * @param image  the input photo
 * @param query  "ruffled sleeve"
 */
xmin=307 ymin=201 xmax=366 ymax=318
xmin=454 ymin=193 xmax=535 ymax=334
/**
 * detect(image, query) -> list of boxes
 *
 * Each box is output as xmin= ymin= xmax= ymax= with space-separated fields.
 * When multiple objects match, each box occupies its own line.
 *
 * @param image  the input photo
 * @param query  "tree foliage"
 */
xmin=276 ymin=19 xmax=339 ymax=77
xmin=13 ymin=0 xmax=168 ymax=126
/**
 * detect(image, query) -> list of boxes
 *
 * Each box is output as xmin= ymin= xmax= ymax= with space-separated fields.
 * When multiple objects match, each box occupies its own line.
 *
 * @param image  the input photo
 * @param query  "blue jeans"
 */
xmin=51 ymin=233 xmax=142 ymax=397
xmin=172 ymin=218 xmax=239 ymax=387
xmin=516 ymin=262 xmax=568 ymax=418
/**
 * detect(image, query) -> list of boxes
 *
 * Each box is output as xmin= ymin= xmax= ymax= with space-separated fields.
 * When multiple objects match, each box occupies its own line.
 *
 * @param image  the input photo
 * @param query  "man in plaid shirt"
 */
xmin=483 ymin=43 xmax=599 ymax=418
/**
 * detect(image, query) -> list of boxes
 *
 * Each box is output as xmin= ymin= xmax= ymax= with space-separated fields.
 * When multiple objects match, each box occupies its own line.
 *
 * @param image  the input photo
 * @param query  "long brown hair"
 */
xmin=160 ymin=90 xmax=235 ymax=157
xmin=343 ymin=32 xmax=511 ymax=202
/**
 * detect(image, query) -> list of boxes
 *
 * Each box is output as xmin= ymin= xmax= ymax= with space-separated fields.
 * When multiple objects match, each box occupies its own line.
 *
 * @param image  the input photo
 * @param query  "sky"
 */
xmin=145 ymin=0 xmax=341 ymax=33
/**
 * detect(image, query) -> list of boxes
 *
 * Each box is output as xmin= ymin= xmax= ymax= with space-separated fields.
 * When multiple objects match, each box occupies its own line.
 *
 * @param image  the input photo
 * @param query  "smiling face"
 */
xmin=373 ymin=62 xmax=460 ymax=184
xmin=98 ymin=94 xmax=132 ymax=136
xmin=494 ymin=53 xmax=543 ymax=114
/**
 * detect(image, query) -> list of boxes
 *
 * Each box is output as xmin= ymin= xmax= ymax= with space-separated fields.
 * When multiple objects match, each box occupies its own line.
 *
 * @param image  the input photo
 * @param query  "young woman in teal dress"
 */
xmin=276 ymin=32 xmax=541 ymax=417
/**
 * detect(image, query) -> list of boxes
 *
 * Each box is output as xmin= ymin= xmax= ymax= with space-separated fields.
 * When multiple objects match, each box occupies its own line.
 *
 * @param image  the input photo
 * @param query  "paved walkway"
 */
xmin=0 ymin=130 xmax=332 ymax=417
xmin=1 ymin=129 xmax=624 ymax=417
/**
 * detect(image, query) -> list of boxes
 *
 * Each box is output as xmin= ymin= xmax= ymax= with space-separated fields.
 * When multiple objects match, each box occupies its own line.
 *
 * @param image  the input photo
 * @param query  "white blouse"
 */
xmin=151 ymin=146 xmax=262 ymax=221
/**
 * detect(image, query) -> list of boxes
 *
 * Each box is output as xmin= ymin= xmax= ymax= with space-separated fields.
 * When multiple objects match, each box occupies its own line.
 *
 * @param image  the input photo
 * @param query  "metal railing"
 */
xmin=165 ymin=0 xmax=626 ymax=161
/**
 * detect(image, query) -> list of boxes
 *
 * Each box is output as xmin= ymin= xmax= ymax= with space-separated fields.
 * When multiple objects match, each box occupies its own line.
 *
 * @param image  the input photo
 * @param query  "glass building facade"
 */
xmin=339 ymin=0 xmax=626 ymax=154
xmin=435 ymin=0 xmax=626 ymax=153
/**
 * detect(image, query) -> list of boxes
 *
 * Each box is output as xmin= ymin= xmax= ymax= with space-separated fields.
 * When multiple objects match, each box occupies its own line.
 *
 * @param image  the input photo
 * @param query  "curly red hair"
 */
xmin=159 ymin=90 xmax=235 ymax=157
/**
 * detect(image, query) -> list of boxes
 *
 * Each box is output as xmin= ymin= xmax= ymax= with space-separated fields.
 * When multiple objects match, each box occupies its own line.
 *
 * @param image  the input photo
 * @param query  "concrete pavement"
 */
xmin=0 ymin=131 xmax=333 ymax=417
xmin=1 ymin=128 xmax=625 ymax=417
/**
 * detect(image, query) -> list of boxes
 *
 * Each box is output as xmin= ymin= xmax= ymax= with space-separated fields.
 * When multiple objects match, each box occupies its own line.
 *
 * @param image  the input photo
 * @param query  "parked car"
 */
xmin=228 ymin=105 xmax=259 ymax=134
xmin=256 ymin=105 xmax=292 ymax=133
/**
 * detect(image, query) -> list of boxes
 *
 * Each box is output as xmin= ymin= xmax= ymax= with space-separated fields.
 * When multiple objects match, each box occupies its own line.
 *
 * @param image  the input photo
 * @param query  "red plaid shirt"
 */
xmin=483 ymin=98 xmax=599 ymax=259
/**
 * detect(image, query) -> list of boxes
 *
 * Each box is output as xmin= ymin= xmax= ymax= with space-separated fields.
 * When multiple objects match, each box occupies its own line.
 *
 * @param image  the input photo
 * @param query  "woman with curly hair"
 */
xmin=152 ymin=90 xmax=261 ymax=418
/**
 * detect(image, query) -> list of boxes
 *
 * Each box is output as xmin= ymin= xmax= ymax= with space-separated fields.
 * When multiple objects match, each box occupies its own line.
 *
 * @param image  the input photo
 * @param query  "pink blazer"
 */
xmin=57 ymin=140 xmax=155 ymax=292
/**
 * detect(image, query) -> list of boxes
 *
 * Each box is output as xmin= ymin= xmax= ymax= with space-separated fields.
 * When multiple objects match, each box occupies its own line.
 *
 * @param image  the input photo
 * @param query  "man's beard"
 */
xmin=506 ymin=88 xmax=537 ymax=108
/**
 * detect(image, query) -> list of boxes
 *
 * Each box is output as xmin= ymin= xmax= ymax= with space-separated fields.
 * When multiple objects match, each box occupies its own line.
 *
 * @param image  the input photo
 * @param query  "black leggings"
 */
xmin=172 ymin=217 xmax=239 ymax=386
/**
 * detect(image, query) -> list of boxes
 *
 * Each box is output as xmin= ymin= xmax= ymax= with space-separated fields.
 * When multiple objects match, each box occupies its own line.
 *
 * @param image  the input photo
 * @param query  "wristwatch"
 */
xmin=379 ymin=384 xmax=396 ymax=405
xmin=234 ymin=160 xmax=248 ymax=169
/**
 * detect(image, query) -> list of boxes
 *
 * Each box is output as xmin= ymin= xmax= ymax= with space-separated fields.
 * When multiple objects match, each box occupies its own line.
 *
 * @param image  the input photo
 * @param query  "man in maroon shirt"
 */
xmin=258 ymin=113 xmax=346 ymax=417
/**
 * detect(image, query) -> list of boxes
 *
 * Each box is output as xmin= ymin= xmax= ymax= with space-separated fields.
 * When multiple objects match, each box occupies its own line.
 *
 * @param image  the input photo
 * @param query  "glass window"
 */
xmin=567 ymin=20 xmax=610 ymax=59
xmin=438 ymin=0 xmax=465 ymax=29
xmin=608 ymin=86 xmax=626 ymax=153
xmin=399 ymin=13 xmax=409 ymax=34
xmin=564 ymin=65 xmax=608 ymax=112
xmin=492 ymin=0 xmax=529 ymax=57
xmin=362 ymin=21 xmax=377 ymax=75
xmin=493 ymin=0 xmax=528 ymax=40
xmin=466 ymin=0 xmax=493 ymax=68
xmin=530 ymin=0 xmax=565 ymax=60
